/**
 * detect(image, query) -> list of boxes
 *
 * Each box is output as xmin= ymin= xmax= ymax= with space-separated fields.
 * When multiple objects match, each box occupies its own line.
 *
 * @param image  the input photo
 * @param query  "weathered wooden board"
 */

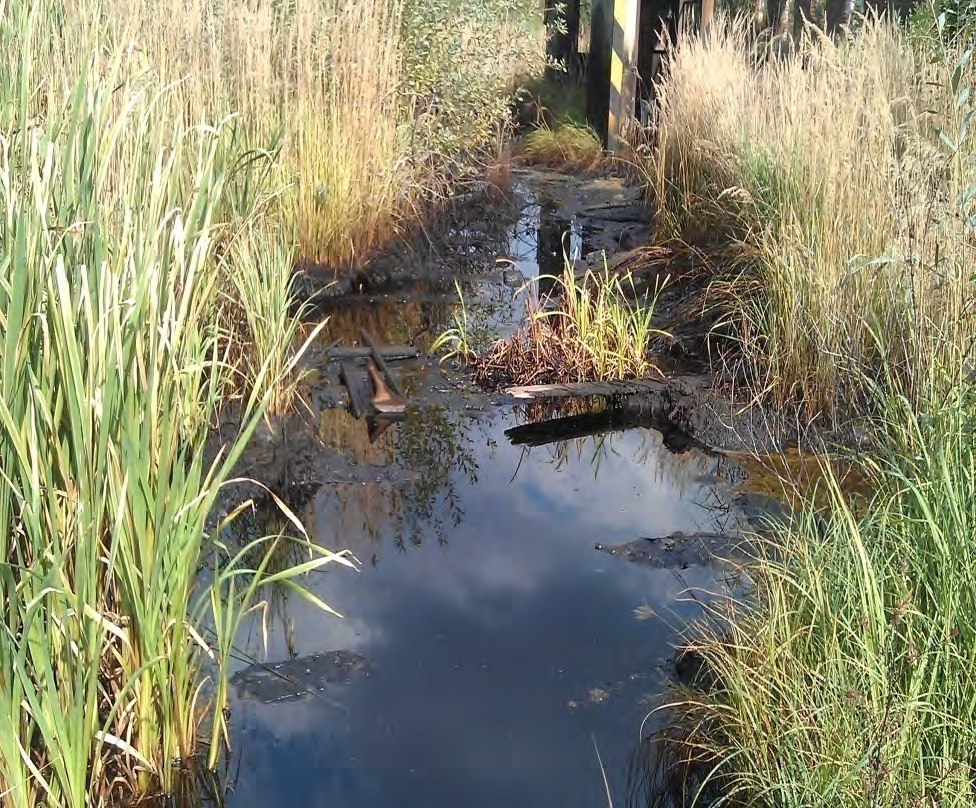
xmin=360 ymin=328 xmax=404 ymax=397
xmin=504 ymin=378 xmax=670 ymax=400
xmin=339 ymin=361 xmax=373 ymax=419
xmin=327 ymin=346 xmax=419 ymax=362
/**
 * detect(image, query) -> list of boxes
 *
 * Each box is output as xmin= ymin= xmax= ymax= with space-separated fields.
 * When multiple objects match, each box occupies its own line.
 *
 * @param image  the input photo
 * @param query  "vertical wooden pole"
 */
xmin=586 ymin=0 xmax=612 ymax=146
xmin=700 ymin=0 xmax=716 ymax=33
xmin=607 ymin=0 xmax=640 ymax=156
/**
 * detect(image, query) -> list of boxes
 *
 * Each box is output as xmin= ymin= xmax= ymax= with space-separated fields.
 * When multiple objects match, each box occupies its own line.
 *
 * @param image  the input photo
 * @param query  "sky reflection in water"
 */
xmin=225 ymin=407 xmax=735 ymax=808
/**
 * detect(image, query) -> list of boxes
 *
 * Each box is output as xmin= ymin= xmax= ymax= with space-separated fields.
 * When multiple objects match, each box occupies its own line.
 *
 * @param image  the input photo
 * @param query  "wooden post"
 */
xmin=586 ymin=0 xmax=612 ymax=146
xmin=700 ymin=0 xmax=715 ymax=33
xmin=608 ymin=0 xmax=641 ymax=156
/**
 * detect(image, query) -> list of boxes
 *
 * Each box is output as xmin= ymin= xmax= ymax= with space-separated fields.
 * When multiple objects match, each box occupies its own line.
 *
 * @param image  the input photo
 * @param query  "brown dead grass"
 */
xmin=518 ymin=121 xmax=609 ymax=173
xmin=474 ymin=261 xmax=666 ymax=387
xmin=648 ymin=17 xmax=976 ymax=415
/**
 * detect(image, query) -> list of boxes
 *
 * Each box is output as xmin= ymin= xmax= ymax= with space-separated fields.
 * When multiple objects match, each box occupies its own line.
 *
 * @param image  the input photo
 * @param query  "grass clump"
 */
xmin=513 ymin=76 xmax=606 ymax=172
xmin=660 ymin=374 xmax=976 ymax=807
xmin=430 ymin=279 xmax=479 ymax=364
xmin=648 ymin=17 xmax=976 ymax=417
xmin=472 ymin=258 xmax=667 ymax=386
xmin=519 ymin=121 xmax=608 ymax=172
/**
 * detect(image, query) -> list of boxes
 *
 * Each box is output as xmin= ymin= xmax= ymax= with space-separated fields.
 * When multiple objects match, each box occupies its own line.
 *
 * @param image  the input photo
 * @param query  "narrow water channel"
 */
xmin=219 ymin=174 xmax=747 ymax=806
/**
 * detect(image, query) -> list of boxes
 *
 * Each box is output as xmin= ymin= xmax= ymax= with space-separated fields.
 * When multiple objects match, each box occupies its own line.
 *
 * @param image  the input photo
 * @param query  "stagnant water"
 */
xmin=219 ymin=175 xmax=748 ymax=806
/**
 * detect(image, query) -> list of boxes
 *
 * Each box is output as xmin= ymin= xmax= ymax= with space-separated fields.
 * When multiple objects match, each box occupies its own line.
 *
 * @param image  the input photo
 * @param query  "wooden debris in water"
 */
xmin=339 ymin=361 xmax=373 ymax=419
xmin=504 ymin=378 xmax=672 ymax=401
xmin=334 ymin=331 xmax=410 ymax=422
xmin=326 ymin=345 xmax=419 ymax=362
xmin=368 ymin=360 xmax=406 ymax=415
xmin=360 ymin=328 xmax=404 ymax=397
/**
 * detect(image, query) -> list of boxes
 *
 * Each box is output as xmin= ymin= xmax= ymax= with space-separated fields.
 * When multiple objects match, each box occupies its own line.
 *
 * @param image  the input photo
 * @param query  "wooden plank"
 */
xmin=701 ymin=0 xmax=715 ymax=33
xmin=504 ymin=378 xmax=669 ymax=400
xmin=367 ymin=360 xmax=406 ymax=415
xmin=586 ymin=0 xmax=612 ymax=145
xmin=326 ymin=346 xmax=419 ymax=362
xmin=505 ymin=404 xmax=708 ymax=455
xmin=359 ymin=328 xmax=404 ymax=397
xmin=608 ymin=0 xmax=641 ymax=156
xmin=577 ymin=203 xmax=646 ymax=222
xmin=339 ymin=361 xmax=373 ymax=419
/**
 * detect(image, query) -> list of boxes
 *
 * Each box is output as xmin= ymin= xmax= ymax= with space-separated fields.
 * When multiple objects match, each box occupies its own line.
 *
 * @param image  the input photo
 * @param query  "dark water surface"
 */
xmin=224 ymin=405 xmax=738 ymax=807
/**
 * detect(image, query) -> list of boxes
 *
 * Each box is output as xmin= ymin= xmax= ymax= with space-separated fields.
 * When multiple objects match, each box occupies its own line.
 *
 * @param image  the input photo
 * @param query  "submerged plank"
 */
xmin=339 ymin=360 xmax=373 ymax=419
xmin=232 ymin=650 xmax=373 ymax=704
xmin=327 ymin=346 xmax=419 ymax=362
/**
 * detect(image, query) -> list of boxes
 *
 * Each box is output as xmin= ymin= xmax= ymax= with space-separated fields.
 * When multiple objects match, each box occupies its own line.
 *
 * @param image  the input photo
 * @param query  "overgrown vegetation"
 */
xmin=0 ymin=9 xmax=352 ymax=803
xmin=644 ymin=11 xmax=976 ymax=807
xmin=472 ymin=259 xmax=667 ymax=386
xmin=648 ymin=15 xmax=975 ymax=418
xmin=0 ymin=0 xmax=544 ymax=802
xmin=659 ymin=375 xmax=976 ymax=806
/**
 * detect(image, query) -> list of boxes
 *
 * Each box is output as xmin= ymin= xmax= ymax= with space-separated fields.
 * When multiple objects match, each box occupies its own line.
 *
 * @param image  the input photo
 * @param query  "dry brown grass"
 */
xmin=648 ymin=17 xmax=976 ymax=416
xmin=474 ymin=259 xmax=667 ymax=387
xmin=95 ymin=0 xmax=448 ymax=269
xmin=518 ymin=121 xmax=608 ymax=172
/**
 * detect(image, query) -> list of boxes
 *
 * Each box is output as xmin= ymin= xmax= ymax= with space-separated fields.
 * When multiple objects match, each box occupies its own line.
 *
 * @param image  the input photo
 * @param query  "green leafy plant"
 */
xmin=0 ymin=4 xmax=351 ymax=804
xmin=221 ymin=223 xmax=328 ymax=414
xmin=431 ymin=279 xmax=478 ymax=364
xmin=401 ymin=0 xmax=545 ymax=154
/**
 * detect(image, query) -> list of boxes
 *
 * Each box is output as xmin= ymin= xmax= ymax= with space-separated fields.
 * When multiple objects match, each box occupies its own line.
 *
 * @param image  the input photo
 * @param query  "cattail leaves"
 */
xmin=0 ymin=1 xmax=348 ymax=803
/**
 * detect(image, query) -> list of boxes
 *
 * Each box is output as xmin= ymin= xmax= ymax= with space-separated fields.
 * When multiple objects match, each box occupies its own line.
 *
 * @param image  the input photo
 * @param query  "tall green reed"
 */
xmin=0 ymin=3 xmax=350 ymax=804
xmin=659 ymin=363 xmax=976 ymax=806
xmin=221 ymin=222 xmax=327 ymax=415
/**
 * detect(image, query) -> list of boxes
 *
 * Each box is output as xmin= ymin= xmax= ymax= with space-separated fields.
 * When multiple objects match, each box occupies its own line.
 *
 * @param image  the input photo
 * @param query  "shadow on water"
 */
xmin=193 ymin=177 xmax=753 ymax=808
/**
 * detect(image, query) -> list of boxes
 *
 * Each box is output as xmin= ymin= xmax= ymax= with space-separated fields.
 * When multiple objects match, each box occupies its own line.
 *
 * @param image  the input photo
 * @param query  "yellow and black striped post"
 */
xmin=607 ymin=0 xmax=640 ymax=155
xmin=586 ymin=0 xmax=641 ymax=155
